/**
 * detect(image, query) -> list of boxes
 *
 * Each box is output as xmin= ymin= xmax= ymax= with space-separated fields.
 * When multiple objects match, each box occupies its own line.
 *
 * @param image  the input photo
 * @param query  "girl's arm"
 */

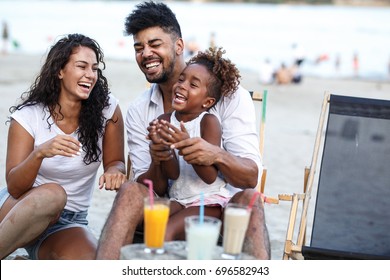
xmin=191 ymin=114 xmax=221 ymax=184
xmin=157 ymin=115 xmax=221 ymax=185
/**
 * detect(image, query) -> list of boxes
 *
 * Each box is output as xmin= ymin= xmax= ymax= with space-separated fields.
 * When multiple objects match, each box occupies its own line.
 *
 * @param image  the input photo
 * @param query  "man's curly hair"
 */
xmin=187 ymin=47 xmax=241 ymax=105
xmin=124 ymin=1 xmax=182 ymax=40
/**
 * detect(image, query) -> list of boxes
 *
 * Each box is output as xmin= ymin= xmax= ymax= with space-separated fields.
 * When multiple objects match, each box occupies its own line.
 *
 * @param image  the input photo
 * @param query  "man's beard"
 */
xmin=146 ymin=71 xmax=169 ymax=84
xmin=145 ymin=56 xmax=175 ymax=84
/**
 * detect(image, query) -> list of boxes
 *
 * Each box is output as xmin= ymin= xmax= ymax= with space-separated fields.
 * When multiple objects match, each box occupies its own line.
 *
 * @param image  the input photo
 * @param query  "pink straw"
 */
xmin=247 ymin=192 xmax=260 ymax=211
xmin=260 ymin=193 xmax=268 ymax=204
xmin=143 ymin=179 xmax=154 ymax=208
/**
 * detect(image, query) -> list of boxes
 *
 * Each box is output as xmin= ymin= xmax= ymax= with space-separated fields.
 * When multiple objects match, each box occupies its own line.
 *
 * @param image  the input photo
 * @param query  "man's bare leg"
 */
xmin=228 ymin=189 xmax=271 ymax=260
xmin=96 ymin=182 xmax=148 ymax=260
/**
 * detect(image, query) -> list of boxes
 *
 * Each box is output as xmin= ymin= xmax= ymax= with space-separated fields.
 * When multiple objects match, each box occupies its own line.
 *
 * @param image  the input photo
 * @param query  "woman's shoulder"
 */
xmin=11 ymin=103 xmax=46 ymax=119
xmin=10 ymin=104 xmax=48 ymax=136
xmin=103 ymin=94 xmax=119 ymax=119
xmin=108 ymin=93 xmax=119 ymax=105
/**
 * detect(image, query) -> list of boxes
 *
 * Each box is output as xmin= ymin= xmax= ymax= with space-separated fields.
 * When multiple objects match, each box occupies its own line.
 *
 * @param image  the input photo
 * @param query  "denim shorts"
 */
xmin=0 ymin=187 xmax=89 ymax=260
xmin=24 ymin=209 xmax=89 ymax=259
xmin=0 ymin=187 xmax=9 ymax=209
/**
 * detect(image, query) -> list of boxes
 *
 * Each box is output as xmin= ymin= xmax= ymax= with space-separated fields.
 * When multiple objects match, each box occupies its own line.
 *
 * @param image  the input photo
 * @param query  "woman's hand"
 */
xmin=98 ymin=167 xmax=127 ymax=191
xmin=37 ymin=135 xmax=82 ymax=159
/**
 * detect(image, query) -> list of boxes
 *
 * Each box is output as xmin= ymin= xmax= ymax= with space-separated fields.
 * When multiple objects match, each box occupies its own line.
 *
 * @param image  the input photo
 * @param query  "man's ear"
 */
xmin=175 ymin=38 xmax=184 ymax=56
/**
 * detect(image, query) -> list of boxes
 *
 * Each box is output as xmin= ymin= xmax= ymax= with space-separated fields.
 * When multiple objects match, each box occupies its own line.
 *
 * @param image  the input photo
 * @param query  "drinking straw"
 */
xmin=247 ymin=191 xmax=260 ymax=211
xmin=260 ymin=89 xmax=267 ymax=156
xmin=199 ymin=192 xmax=204 ymax=224
xmin=260 ymin=192 xmax=269 ymax=204
xmin=143 ymin=179 xmax=154 ymax=208
xmin=198 ymin=194 xmax=205 ymax=260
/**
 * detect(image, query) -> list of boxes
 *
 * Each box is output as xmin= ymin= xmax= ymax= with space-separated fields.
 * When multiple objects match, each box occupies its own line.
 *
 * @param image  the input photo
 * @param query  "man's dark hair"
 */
xmin=124 ymin=1 xmax=182 ymax=39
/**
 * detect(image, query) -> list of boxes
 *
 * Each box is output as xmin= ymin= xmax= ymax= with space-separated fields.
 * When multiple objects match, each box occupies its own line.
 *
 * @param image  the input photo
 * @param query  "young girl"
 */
xmin=148 ymin=47 xmax=241 ymax=240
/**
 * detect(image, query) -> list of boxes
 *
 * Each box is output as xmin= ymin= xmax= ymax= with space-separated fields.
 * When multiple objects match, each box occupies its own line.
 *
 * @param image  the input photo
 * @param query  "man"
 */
xmin=96 ymin=1 xmax=270 ymax=260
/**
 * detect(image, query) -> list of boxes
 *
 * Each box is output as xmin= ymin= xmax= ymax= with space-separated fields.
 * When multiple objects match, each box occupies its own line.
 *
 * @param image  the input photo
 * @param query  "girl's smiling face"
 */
xmin=172 ymin=63 xmax=215 ymax=117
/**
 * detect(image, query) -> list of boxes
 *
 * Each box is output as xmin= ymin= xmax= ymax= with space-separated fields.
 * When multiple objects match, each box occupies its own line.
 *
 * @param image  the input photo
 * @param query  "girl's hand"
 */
xmin=157 ymin=119 xmax=189 ymax=146
xmin=147 ymin=119 xmax=173 ymax=164
xmin=146 ymin=119 xmax=162 ymax=144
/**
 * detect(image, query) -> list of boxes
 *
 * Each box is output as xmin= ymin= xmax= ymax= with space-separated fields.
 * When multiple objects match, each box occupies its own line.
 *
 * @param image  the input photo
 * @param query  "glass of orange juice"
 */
xmin=143 ymin=197 xmax=170 ymax=254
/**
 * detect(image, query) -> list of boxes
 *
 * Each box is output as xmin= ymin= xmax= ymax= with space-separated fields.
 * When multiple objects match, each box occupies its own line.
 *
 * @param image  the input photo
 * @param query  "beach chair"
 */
xmin=281 ymin=93 xmax=390 ymax=260
xmin=250 ymin=90 xmax=279 ymax=205
xmin=249 ymin=90 xmax=268 ymax=195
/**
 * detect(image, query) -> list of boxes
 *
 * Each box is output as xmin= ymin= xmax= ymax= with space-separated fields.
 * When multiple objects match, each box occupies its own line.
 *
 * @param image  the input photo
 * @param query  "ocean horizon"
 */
xmin=1 ymin=0 xmax=390 ymax=81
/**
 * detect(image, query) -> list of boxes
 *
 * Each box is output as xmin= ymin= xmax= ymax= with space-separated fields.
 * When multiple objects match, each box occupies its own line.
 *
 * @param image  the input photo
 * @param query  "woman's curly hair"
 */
xmin=8 ymin=34 xmax=111 ymax=165
xmin=187 ymin=47 xmax=241 ymax=105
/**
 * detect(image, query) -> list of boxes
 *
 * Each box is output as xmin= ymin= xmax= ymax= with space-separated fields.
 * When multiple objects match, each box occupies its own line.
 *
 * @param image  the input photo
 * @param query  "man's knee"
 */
xmin=117 ymin=181 xmax=145 ymax=199
xmin=113 ymin=181 xmax=149 ymax=214
xmin=231 ymin=189 xmax=260 ymax=205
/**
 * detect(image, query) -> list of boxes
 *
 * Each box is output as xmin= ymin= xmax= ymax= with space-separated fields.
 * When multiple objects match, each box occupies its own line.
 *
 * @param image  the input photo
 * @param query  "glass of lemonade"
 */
xmin=143 ymin=197 xmax=170 ymax=254
xmin=185 ymin=215 xmax=221 ymax=260
xmin=222 ymin=203 xmax=251 ymax=259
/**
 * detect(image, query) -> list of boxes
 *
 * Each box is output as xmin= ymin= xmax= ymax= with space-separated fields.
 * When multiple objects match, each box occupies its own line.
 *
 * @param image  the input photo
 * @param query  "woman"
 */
xmin=0 ymin=34 xmax=126 ymax=259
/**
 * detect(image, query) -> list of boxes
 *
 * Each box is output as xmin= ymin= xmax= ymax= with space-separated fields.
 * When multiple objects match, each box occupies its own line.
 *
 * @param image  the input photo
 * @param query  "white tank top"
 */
xmin=168 ymin=111 xmax=231 ymax=206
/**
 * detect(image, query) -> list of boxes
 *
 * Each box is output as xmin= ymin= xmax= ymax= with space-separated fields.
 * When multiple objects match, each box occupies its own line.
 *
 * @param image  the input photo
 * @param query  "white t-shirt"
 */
xmin=169 ymin=111 xmax=231 ymax=206
xmin=126 ymin=84 xmax=262 ymax=195
xmin=11 ymin=94 xmax=119 ymax=212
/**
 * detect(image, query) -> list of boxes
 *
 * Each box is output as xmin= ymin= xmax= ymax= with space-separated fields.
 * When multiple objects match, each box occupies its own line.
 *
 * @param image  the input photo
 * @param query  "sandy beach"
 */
xmin=1 ymin=53 xmax=389 ymax=260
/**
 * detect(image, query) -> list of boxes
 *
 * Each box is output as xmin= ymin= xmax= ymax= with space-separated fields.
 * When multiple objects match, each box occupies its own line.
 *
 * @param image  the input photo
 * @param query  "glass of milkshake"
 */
xmin=222 ymin=203 xmax=251 ymax=259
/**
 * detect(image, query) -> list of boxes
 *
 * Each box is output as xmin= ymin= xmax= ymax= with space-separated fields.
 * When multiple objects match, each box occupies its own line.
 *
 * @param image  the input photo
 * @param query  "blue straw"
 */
xmin=199 ymin=192 xmax=204 ymax=224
